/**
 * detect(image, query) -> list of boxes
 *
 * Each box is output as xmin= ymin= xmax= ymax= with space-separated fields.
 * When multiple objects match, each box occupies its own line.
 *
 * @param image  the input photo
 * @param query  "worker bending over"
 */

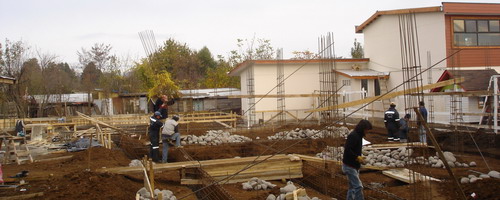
xmin=161 ymin=115 xmax=182 ymax=163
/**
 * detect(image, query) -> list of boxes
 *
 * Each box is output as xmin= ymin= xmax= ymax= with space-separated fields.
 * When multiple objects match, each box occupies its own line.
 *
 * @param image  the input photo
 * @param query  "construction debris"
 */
xmin=181 ymin=130 xmax=252 ymax=146
xmin=267 ymin=126 xmax=350 ymax=140
xmin=317 ymin=146 xmax=475 ymax=169
xmin=241 ymin=177 xmax=276 ymax=190
xmin=266 ymin=182 xmax=321 ymax=200
xmin=136 ymin=187 xmax=177 ymax=200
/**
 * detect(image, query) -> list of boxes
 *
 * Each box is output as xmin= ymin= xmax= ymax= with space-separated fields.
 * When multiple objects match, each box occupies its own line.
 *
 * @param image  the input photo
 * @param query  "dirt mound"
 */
xmin=438 ymin=178 xmax=500 ymax=200
xmin=63 ymin=147 xmax=131 ymax=169
xmin=43 ymin=171 xmax=143 ymax=200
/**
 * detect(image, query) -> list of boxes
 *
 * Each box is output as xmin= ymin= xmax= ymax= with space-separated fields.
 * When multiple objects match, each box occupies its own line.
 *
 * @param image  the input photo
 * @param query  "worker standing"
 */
xmin=154 ymin=95 xmax=176 ymax=120
xmin=161 ymin=115 xmax=182 ymax=163
xmin=399 ymin=114 xmax=411 ymax=143
xmin=342 ymin=119 xmax=372 ymax=200
xmin=418 ymin=101 xmax=428 ymax=143
xmin=384 ymin=102 xmax=400 ymax=142
xmin=149 ymin=111 xmax=163 ymax=162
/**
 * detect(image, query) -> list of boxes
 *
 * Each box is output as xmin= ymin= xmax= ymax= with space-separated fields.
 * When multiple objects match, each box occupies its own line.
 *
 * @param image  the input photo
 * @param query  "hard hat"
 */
xmin=154 ymin=111 xmax=161 ymax=116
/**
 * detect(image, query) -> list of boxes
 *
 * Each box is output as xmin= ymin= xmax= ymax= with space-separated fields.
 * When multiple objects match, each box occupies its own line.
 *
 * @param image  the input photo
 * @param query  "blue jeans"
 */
xmin=342 ymin=164 xmax=364 ymax=200
xmin=419 ymin=126 xmax=427 ymax=143
xmin=162 ymin=133 xmax=180 ymax=163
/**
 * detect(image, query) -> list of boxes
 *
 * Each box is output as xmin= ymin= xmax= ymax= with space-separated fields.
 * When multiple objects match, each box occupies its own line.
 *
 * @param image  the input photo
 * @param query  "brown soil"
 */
xmin=0 ymin=147 xmax=196 ymax=200
xmin=2 ymin=121 xmax=500 ymax=200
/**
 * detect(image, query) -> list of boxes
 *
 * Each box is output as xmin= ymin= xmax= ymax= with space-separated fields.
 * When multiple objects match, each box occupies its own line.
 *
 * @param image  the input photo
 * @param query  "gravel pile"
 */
xmin=317 ymin=146 xmax=475 ymax=169
xmin=181 ymin=130 xmax=252 ymax=146
xmin=266 ymin=181 xmax=320 ymax=200
xmin=460 ymin=171 xmax=499 ymax=184
xmin=137 ymin=188 xmax=176 ymax=200
xmin=129 ymin=159 xmax=142 ymax=167
xmin=267 ymin=127 xmax=350 ymax=140
xmin=241 ymin=177 xmax=277 ymax=190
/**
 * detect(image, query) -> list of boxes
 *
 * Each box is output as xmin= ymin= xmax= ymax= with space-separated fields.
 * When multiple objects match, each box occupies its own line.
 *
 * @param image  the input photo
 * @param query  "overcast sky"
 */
xmin=1 ymin=0 xmax=500 ymax=67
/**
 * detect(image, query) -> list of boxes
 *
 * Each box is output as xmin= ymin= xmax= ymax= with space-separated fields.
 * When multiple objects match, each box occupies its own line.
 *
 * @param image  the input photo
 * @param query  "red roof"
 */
xmin=228 ymin=58 xmax=370 ymax=76
xmin=355 ymin=6 xmax=441 ymax=33
xmin=431 ymin=69 xmax=498 ymax=92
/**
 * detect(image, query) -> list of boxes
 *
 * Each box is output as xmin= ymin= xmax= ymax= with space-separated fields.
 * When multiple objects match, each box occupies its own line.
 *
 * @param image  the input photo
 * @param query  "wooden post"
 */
xmin=87 ymin=131 xmax=93 ymax=170
xmin=149 ymin=158 xmax=155 ymax=194
xmin=413 ymin=107 xmax=467 ymax=200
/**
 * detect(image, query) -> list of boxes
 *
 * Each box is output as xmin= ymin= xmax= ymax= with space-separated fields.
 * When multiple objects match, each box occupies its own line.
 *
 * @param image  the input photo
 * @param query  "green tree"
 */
xmin=350 ymin=39 xmax=364 ymax=59
xmin=197 ymin=46 xmax=217 ymax=72
xmin=203 ymin=57 xmax=240 ymax=88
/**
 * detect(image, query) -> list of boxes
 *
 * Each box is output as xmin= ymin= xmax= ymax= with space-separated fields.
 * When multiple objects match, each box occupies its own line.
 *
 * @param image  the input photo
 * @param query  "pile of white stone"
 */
xmin=316 ymin=146 xmax=476 ymax=169
xmin=137 ymin=188 xmax=176 ymax=200
xmin=460 ymin=171 xmax=500 ymax=184
xmin=129 ymin=159 xmax=142 ymax=167
xmin=267 ymin=127 xmax=350 ymax=140
xmin=266 ymin=182 xmax=320 ymax=200
xmin=180 ymin=130 xmax=252 ymax=146
xmin=241 ymin=177 xmax=277 ymax=190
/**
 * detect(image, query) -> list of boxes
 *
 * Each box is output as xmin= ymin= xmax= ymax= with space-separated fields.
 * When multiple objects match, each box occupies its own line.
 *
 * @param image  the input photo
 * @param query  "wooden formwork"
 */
xmin=0 ymin=111 xmax=240 ymax=131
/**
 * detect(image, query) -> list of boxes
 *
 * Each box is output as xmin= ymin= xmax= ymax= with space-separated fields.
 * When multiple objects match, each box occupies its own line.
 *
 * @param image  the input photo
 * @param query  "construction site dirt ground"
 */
xmin=1 ymin=123 xmax=499 ymax=200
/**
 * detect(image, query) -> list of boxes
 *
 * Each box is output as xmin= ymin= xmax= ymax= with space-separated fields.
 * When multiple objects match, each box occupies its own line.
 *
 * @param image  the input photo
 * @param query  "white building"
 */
xmin=230 ymin=2 xmax=500 ymax=126
xmin=229 ymin=59 xmax=384 ymax=125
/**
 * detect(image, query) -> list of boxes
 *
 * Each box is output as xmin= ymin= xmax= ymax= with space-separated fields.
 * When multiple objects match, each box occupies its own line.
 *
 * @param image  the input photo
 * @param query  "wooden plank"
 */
xmin=228 ymin=94 xmax=329 ymax=98
xmin=382 ymin=168 xmax=441 ymax=184
xmin=0 ymin=192 xmax=44 ymax=200
xmin=214 ymin=120 xmax=232 ymax=128
xmin=286 ymin=111 xmax=299 ymax=120
xmin=421 ymin=90 xmax=491 ymax=97
xmin=306 ymin=78 xmax=465 ymax=113
xmin=76 ymin=111 xmax=125 ymax=133
xmin=98 ymin=154 xmax=293 ymax=174
xmin=35 ymin=155 xmax=73 ymax=162
xmin=0 ymin=78 xmax=15 ymax=85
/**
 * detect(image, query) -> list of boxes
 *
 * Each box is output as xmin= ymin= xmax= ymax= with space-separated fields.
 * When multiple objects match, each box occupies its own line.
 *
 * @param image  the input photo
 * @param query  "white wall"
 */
xmin=236 ymin=61 xmax=370 ymax=124
xmin=363 ymin=12 xmax=453 ymax=119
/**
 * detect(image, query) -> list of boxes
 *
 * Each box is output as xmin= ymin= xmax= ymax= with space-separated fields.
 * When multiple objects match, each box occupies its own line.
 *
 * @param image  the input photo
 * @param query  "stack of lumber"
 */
xmin=181 ymin=154 xmax=302 ymax=184
xmin=97 ymin=154 xmax=303 ymax=184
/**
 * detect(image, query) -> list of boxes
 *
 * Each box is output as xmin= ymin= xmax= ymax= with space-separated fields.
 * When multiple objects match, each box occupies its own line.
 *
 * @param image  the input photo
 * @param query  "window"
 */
xmin=361 ymin=79 xmax=368 ymax=93
xmin=454 ymin=19 xmax=500 ymax=46
xmin=374 ymin=79 xmax=381 ymax=96
xmin=342 ymin=79 xmax=351 ymax=86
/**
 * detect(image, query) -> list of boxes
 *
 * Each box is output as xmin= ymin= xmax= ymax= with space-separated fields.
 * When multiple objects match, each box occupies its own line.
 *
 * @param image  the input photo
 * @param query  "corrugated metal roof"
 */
xmin=32 ymin=93 xmax=91 ymax=103
xmin=334 ymin=69 xmax=389 ymax=79
xmin=119 ymin=88 xmax=241 ymax=99
xmin=180 ymin=88 xmax=241 ymax=99
xmin=0 ymin=75 xmax=15 ymax=80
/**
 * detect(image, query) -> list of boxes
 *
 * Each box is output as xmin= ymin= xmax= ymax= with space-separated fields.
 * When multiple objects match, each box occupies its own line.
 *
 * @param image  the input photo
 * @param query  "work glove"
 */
xmin=356 ymin=156 xmax=365 ymax=164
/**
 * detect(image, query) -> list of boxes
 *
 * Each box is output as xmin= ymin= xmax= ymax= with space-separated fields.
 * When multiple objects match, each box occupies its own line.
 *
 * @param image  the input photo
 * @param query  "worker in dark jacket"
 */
xmin=342 ymin=119 xmax=372 ymax=200
xmin=399 ymin=114 xmax=411 ymax=143
xmin=384 ymin=102 xmax=400 ymax=141
xmin=154 ymin=95 xmax=176 ymax=120
xmin=149 ymin=111 xmax=163 ymax=162
xmin=418 ymin=101 xmax=428 ymax=143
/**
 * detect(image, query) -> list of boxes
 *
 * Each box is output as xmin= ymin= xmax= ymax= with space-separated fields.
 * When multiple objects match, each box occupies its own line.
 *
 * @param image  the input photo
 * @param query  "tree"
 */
xmin=77 ymin=43 xmax=115 ymax=71
xmin=0 ymin=39 xmax=30 ymax=117
xmin=81 ymin=62 xmax=102 ymax=115
xmin=292 ymin=50 xmax=316 ymax=59
xmin=197 ymin=46 xmax=217 ymax=73
xmin=202 ymin=56 xmax=240 ymax=88
xmin=228 ymin=38 xmax=275 ymax=67
xmin=350 ymin=39 xmax=364 ymax=59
